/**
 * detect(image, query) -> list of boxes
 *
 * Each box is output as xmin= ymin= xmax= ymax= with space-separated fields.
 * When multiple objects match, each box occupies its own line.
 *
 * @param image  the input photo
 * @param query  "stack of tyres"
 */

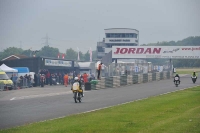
xmin=84 ymin=82 xmax=91 ymax=90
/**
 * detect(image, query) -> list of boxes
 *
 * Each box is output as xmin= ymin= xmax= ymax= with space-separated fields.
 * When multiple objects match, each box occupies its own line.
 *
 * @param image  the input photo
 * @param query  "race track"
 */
xmin=0 ymin=74 xmax=199 ymax=129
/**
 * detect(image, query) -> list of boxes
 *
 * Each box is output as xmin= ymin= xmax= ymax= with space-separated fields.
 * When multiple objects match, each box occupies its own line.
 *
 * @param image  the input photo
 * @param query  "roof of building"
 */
xmin=104 ymin=28 xmax=139 ymax=32
xmin=1 ymin=54 xmax=28 ymax=61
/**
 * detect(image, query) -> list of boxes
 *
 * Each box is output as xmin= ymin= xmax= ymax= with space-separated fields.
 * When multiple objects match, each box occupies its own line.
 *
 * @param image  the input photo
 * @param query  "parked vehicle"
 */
xmin=0 ymin=71 xmax=13 ymax=90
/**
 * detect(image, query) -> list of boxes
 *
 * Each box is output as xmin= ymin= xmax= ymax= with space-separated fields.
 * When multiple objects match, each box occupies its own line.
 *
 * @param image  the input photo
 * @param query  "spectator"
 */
xmin=97 ymin=63 xmax=103 ymax=80
xmin=64 ymin=73 xmax=68 ymax=87
xmin=46 ymin=71 xmax=50 ymax=85
xmin=34 ymin=73 xmax=38 ymax=87
xmin=83 ymin=73 xmax=88 ymax=83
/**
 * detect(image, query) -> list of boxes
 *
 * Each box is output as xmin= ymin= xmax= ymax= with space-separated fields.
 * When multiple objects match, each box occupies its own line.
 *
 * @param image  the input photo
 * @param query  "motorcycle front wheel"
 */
xmin=74 ymin=92 xmax=77 ymax=103
xmin=78 ymin=93 xmax=82 ymax=103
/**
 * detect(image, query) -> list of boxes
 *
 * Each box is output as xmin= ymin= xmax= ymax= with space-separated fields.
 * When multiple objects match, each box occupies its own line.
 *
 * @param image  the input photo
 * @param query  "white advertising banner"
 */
xmin=45 ymin=59 xmax=72 ymax=67
xmin=112 ymin=46 xmax=200 ymax=59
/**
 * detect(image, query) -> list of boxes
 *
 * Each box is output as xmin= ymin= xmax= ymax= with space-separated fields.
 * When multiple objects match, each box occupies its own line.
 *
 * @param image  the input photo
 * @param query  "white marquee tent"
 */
xmin=0 ymin=64 xmax=18 ymax=72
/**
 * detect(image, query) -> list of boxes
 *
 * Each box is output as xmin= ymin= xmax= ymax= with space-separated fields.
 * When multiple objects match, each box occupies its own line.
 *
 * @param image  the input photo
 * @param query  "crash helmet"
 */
xmin=74 ymin=77 xmax=78 ymax=81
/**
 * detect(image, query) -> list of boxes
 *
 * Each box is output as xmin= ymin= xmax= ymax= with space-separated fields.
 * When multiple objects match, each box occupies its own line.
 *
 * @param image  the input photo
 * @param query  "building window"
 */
xmin=106 ymin=33 xmax=110 ymax=38
xmin=106 ymin=33 xmax=138 ymax=38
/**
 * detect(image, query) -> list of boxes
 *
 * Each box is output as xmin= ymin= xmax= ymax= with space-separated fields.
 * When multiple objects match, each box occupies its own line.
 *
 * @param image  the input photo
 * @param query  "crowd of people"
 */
xmin=11 ymin=74 xmax=33 ymax=89
xmin=32 ymin=69 xmax=95 ymax=87
xmin=9 ymin=68 xmax=96 ymax=89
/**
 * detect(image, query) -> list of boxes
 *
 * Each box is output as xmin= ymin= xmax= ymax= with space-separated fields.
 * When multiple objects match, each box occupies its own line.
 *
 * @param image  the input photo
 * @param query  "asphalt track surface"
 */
xmin=0 ymin=74 xmax=199 ymax=129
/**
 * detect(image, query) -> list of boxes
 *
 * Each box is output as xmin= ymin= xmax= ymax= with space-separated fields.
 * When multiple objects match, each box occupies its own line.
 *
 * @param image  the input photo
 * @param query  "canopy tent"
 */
xmin=0 ymin=64 xmax=18 ymax=72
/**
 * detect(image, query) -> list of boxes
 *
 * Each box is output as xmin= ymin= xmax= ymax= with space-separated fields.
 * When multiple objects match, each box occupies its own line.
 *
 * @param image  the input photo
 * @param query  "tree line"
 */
xmin=0 ymin=46 xmax=97 ymax=61
xmin=142 ymin=36 xmax=200 ymax=67
xmin=0 ymin=36 xmax=199 ymax=67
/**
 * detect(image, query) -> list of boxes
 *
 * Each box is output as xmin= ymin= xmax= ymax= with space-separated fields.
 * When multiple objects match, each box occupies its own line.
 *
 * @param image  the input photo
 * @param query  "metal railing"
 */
xmin=100 ymin=63 xmax=172 ymax=77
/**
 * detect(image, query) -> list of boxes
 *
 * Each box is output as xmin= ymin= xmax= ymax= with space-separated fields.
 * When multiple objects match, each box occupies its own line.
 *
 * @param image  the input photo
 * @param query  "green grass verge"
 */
xmin=1 ymin=86 xmax=200 ymax=133
xmin=176 ymin=68 xmax=200 ymax=74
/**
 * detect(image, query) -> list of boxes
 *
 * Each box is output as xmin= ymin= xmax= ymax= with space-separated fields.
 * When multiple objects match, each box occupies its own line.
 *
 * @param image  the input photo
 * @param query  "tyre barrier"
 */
xmin=132 ymin=75 xmax=138 ymax=84
xmin=120 ymin=75 xmax=127 ymax=86
xmin=148 ymin=73 xmax=152 ymax=82
xmin=93 ymin=71 xmax=173 ymax=90
xmin=167 ymin=71 xmax=170 ymax=79
xmin=105 ymin=77 xmax=113 ymax=88
xmin=160 ymin=72 xmax=164 ymax=80
xmin=143 ymin=74 xmax=148 ymax=83
xmin=152 ymin=73 xmax=156 ymax=81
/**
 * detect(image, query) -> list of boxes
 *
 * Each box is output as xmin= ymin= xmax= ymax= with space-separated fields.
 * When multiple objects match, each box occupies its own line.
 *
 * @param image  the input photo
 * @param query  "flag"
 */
xmin=89 ymin=47 xmax=92 ymax=62
xmin=62 ymin=54 xmax=65 ymax=59
xmin=58 ymin=53 xmax=60 ymax=59
xmin=77 ymin=47 xmax=80 ymax=61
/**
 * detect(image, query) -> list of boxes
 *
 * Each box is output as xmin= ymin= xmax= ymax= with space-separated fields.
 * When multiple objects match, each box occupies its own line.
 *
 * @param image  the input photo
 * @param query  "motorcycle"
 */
xmin=174 ymin=77 xmax=180 ymax=87
xmin=51 ymin=76 xmax=57 ymax=85
xmin=191 ymin=76 xmax=197 ymax=83
xmin=71 ymin=82 xmax=83 ymax=103
xmin=40 ymin=76 xmax=45 ymax=87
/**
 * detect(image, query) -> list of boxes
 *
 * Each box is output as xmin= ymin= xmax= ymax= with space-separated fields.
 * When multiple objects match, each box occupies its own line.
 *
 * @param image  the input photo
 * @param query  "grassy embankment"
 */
xmin=1 ymin=86 xmax=200 ymax=133
xmin=176 ymin=68 xmax=200 ymax=75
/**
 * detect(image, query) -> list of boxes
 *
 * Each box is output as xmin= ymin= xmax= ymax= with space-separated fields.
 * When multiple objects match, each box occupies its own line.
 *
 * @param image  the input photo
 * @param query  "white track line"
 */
xmin=10 ymin=91 xmax=72 ymax=101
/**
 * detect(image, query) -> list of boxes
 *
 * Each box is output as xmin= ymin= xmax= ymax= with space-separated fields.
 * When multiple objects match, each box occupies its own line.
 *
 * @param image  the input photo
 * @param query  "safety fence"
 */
xmin=0 ymin=78 xmax=32 ymax=91
xmin=91 ymin=71 xmax=173 ymax=90
xmin=99 ymin=62 xmax=172 ymax=77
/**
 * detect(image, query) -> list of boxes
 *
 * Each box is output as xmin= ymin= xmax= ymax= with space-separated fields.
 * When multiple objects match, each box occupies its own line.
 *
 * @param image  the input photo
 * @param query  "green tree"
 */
xmin=84 ymin=51 xmax=90 ymax=61
xmin=37 ymin=46 xmax=59 ymax=58
xmin=22 ymin=49 xmax=32 ymax=57
xmin=0 ymin=47 xmax=23 ymax=60
xmin=92 ymin=50 xmax=97 ymax=61
xmin=65 ymin=48 xmax=77 ymax=60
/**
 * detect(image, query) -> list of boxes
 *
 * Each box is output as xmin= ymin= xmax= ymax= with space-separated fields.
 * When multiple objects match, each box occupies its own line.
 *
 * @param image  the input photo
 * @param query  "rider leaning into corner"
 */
xmin=71 ymin=77 xmax=84 ymax=97
xmin=191 ymin=71 xmax=198 ymax=79
xmin=174 ymin=73 xmax=180 ymax=83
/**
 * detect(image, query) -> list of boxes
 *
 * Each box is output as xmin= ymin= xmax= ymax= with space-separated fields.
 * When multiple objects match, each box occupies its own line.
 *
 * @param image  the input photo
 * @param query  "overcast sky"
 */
xmin=0 ymin=0 xmax=199 ymax=53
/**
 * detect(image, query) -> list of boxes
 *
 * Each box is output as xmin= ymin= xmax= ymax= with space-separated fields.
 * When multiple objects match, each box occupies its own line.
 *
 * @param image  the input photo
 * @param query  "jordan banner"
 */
xmin=112 ymin=46 xmax=200 ymax=59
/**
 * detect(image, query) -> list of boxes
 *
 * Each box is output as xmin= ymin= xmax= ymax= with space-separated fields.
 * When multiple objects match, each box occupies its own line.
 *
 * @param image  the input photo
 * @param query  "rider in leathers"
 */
xmin=191 ymin=71 xmax=197 ymax=79
xmin=174 ymin=73 xmax=180 ymax=83
xmin=71 ymin=77 xmax=84 ymax=97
